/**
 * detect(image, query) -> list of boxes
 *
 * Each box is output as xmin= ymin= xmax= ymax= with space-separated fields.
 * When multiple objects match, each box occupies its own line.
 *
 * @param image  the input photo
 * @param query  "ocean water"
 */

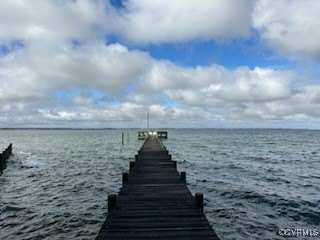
xmin=0 ymin=129 xmax=319 ymax=240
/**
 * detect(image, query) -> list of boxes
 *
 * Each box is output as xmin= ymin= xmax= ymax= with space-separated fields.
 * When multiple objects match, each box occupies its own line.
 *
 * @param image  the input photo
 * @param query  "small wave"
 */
xmin=300 ymin=210 xmax=320 ymax=225
xmin=5 ymin=205 xmax=26 ymax=212
xmin=247 ymin=156 xmax=269 ymax=162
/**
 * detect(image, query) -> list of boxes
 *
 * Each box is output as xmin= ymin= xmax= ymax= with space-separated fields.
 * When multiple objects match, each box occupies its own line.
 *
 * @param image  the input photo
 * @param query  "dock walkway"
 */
xmin=96 ymin=136 xmax=220 ymax=240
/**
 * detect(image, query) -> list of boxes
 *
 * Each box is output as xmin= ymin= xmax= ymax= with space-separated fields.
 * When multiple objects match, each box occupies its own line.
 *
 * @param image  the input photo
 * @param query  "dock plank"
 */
xmin=96 ymin=135 xmax=220 ymax=240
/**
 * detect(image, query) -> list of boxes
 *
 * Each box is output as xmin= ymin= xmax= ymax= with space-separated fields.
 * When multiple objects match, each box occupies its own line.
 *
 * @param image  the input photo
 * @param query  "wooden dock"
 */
xmin=96 ymin=136 xmax=220 ymax=240
xmin=0 ymin=143 xmax=12 ymax=176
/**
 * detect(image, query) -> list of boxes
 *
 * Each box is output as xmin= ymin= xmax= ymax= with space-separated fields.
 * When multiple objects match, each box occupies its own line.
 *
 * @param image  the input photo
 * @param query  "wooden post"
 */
xmin=172 ymin=161 xmax=177 ymax=169
xmin=108 ymin=194 xmax=117 ymax=211
xmin=122 ymin=172 xmax=128 ymax=185
xmin=8 ymin=143 xmax=12 ymax=155
xmin=122 ymin=132 xmax=124 ymax=145
xmin=135 ymin=155 xmax=139 ymax=161
xmin=2 ymin=151 xmax=6 ymax=169
xmin=180 ymin=171 xmax=186 ymax=182
xmin=195 ymin=193 xmax=204 ymax=212
xmin=168 ymin=155 xmax=172 ymax=160
xmin=0 ymin=153 xmax=3 ymax=172
xmin=130 ymin=161 xmax=135 ymax=170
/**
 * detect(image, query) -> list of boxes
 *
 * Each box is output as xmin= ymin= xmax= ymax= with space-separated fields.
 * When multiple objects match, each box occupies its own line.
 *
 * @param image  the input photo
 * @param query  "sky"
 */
xmin=0 ymin=0 xmax=320 ymax=129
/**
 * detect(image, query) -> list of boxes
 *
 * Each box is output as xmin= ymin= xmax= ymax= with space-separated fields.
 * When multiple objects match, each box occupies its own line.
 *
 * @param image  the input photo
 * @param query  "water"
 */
xmin=0 ymin=129 xmax=319 ymax=240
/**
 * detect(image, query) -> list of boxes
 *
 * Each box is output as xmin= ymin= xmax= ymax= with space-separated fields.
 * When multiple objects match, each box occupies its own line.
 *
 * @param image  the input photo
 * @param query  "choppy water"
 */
xmin=0 ymin=129 xmax=319 ymax=240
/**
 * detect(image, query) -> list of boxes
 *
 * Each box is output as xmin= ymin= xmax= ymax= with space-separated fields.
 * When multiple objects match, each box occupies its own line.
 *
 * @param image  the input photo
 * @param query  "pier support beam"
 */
xmin=180 ymin=171 xmax=186 ymax=182
xmin=135 ymin=155 xmax=138 ymax=161
xmin=122 ymin=172 xmax=128 ymax=185
xmin=108 ymin=194 xmax=117 ymax=211
xmin=195 ymin=193 xmax=204 ymax=212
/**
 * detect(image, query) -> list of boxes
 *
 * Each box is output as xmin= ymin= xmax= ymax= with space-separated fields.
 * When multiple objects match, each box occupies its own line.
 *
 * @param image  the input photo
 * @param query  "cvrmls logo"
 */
xmin=279 ymin=228 xmax=319 ymax=237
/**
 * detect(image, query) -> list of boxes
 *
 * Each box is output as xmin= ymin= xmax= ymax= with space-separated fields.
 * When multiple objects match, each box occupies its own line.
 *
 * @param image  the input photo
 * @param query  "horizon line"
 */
xmin=0 ymin=127 xmax=319 ymax=131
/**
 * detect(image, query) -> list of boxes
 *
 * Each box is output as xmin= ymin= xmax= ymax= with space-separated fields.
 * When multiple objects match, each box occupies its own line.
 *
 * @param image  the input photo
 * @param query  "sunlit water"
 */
xmin=0 ymin=129 xmax=319 ymax=240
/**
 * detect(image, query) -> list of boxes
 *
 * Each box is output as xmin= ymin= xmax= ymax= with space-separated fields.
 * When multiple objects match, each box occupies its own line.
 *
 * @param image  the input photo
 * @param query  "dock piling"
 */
xmin=0 ymin=153 xmax=4 ymax=171
xmin=129 ymin=161 xmax=135 ymax=170
xmin=2 ymin=151 xmax=6 ymax=169
xmin=0 ymin=144 xmax=13 ymax=175
xmin=8 ymin=143 xmax=12 ymax=154
xmin=172 ymin=160 xmax=177 ymax=169
xmin=180 ymin=171 xmax=186 ymax=182
xmin=195 ymin=193 xmax=204 ymax=212
xmin=122 ymin=172 xmax=128 ymax=185
xmin=108 ymin=194 xmax=117 ymax=211
xmin=122 ymin=133 xmax=124 ymax=145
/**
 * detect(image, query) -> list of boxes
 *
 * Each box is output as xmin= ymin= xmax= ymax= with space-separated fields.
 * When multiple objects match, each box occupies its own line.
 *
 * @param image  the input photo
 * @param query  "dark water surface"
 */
xmin=0 ymin=129 xmax=319 ymax=240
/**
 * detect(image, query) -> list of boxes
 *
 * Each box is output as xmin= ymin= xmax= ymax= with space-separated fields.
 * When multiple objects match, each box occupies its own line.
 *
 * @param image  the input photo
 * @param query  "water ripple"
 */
xmin=0 ymin=129 xmax=319 ymax=240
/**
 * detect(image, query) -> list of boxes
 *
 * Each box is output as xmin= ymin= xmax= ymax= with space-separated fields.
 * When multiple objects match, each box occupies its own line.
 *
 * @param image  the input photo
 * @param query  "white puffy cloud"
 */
xmin=0 ymin=43 xmax=152 ymax=100
xmin=0 ymin=0 xmax=114 ymax=43
xmin=0 ymin=0 xmax=252 ymax=45
xmin=253 ymin=0 xmax=320 ymax=60
xmin=116 ymin=0 xmax=253 ymax=44
xmin=1 ymin=0 xmax=319 ymax=61
xmin=144 ymin=63 xmax=293 ymax=102
xmin=139 ymin=62 xmax=320 ymax=124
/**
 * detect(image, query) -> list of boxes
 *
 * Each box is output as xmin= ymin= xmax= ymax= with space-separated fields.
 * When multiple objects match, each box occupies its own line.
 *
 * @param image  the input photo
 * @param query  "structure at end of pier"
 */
xmin=138 ymin=130 xmax=168 ymax=140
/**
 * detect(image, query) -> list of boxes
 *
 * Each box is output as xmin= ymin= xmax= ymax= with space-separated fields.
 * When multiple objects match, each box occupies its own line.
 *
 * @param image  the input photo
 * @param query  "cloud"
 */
xmin=0 ymin=0 xmax=320 ymax=128
xmin=253 ymin=0 xmax=320 ymax=60
xmin=0 ymin=0 xmax=253 ymax=46
xmin=144 ymin=63 xmax=293 ymax=102
xmin=0 ymin=38 xmax=319 ymax=127
xmin=116 ymin=0 xmax=253 ymax=44
xmin=1 ymin=0 xmax=319 ymax=62
xmin=139 ymin=62 xmax=320 ymax=124
xmin=0 ymin=43 xmax=152 ymax=100
xmin=0 ymin=0 xmax=114 ymax=43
